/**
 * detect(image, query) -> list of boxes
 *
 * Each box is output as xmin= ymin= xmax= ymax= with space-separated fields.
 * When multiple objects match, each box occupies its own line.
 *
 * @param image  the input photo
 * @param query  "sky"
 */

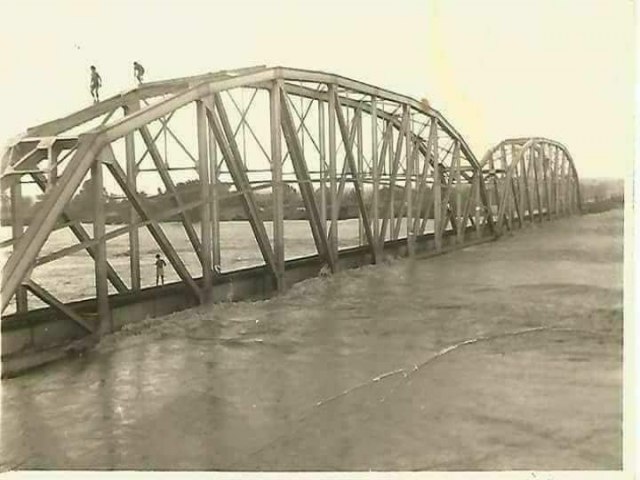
xmin=0 ymin=0 xmax=636 ymax=180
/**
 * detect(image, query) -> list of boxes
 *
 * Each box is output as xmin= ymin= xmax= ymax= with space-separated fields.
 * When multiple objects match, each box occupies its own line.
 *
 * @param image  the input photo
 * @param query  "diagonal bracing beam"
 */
xmin=279 ymin=86 xmax=335 ymax=269
xmin=1 ymin=134 xmax=101 ymax=313
xmin=103 ymin=150 xmax=203 ymax=303
xmin=204 ymin=94 xmax=279 ymax=282
xmin=30 ymin=173 xmax=128 ymax=293
xmin=333 ymin=92 xmax=377 ymax=262
xmin=24 ymin=279 xmax=94 ymax=333
xmin=138 ymin=125 xmax=204 ymax=260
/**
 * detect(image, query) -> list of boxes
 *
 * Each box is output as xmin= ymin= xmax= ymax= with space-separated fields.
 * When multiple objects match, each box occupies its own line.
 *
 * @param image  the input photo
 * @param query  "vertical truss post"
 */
xmin=523 ymin=146 xmax=534 ymax=223
xmin=573 ymin=158 xmax=583 ymax=214
xmin=280 ymin=87 xmax=334 ymax=271
xmin=474 ymin=174 xmax=482 ymax=239
xmin=404 ymin=105 xmax=415 ymax=254
xmin=390 ymin=154 xmax=396 ymax=241
xmin=206 ymin=94 xmax=279 ymax=282
xmin=460 ymin=165 xmax=478 ymax=243
xmin=357 ymin=105 xmax=364 ymax=247
xmin=436 ymin=147 xmax=457 ymax=241
xmin=332 ymin=91 xmax=377 ymax=263
xmin=10 ymin=180 xmax=27 ymax=313
xmin=510 ymin=168 xmax=524 ymax=229
xmin=377 ymin=123 xmax=392 ymax=247
xmin=123 ymin=103 xmax=141 ymax=290
xmin=370 ymin=96 xmax=380 ymax=259
xmin=453 ymin=141 xmax=462 ymax=242
xmin=47 ymin=144 xmax=59 ymax=192
xmin=385 ymin=124 xmax=394 ymax=243
xmin=318 ymin=100 xmax=327 ymax=229
xmin=270 ymin=81 xmax=285 ymax=291
xmin=325 ymin=111 xmax=356 ymax=245
xmin=196 ymin=100 xmax=213 ymax=301
xmin=414 ymin=120 xmax=436 ymax=236
xmin=508 ymin=144 xmax=518 ymax=228
xmin=488 ymin=151 xmax=497 ymax=219
xmin=328 ymin=84 xmax=339 ymax=265
xmin=532 ymin=145 xmax=543 ymax=222
xmin=559 ymin=152 xmax=567 ymax=216
xmin=379 ymin=110 xmax=407 ymax=244
xmin=433 ymin=119 xmax=442 ymax=250
xmin=553 ymin=145 xmax=560 ymax=216
xmin=92 ymin=154 xmax=111 ymax=335
xmin=515 ymin=151 xmax=523 ymax=223
xmin=542 ymin=144 xmax=552 ymax=220
xmin=569 ymin=177 xmax=574 ymax=214
xmin=208 ymin=116 xmax=221 ymax=269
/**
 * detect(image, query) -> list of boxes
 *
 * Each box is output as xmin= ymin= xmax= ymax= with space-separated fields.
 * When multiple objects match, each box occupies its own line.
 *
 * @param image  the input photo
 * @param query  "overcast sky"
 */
xmin=0 ymin=0 xmax=635 ymax=179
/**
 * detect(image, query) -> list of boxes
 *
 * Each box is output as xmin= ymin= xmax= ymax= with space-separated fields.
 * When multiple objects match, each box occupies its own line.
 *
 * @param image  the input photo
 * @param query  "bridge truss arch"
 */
xmin=479 ymin=137 xmax=582 ymax=234
xmin=0 ymin=66 xmax=581 ymax=341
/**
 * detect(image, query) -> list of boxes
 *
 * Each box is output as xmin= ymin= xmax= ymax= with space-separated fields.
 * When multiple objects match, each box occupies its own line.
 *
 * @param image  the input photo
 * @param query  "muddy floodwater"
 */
xmin=0 ymin=209 xmax=623 ymax=471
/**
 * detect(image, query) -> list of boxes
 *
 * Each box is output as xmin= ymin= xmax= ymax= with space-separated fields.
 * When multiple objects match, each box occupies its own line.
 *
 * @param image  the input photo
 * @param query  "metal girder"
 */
xmin=411 ymin=120 xmax=436 ymax=235
xmin=25 ymin=66 xmax=269 ymax=138
xmin=327 ymin=108 xmax=360 ymax=242
xmin=92 ymin=158 xmax=111 ymax=334
xmin=1 ymin=134 xmax=102 ymax=313
xmin=379 ymin=109 xmax=408 ymax=244
xmin=104 ymin=151 xmax=203 ymax=303
xmin=34 ymin=196 xmax=213 ymax=266
xmin=138 ymin=125 xmax=204 ymax=260
xmin=204 ymin=94 xmax=279 ymax=282
xmin=123 ymin=103 xmax=141 ymax=290
xmin=279 ymin=87 xmax=335 ymax=270
xmin=332 ymin=90 xmax=377 ymax=263
xmin=196 ymin=100 xmax=213 ymax=298
xmin=392 ymin=136 xmax=420 ymax=241
xmin=269 ymin=82 xmax=285 ymax=290
xmin=30 ymin=173 xmax=128 ymax=293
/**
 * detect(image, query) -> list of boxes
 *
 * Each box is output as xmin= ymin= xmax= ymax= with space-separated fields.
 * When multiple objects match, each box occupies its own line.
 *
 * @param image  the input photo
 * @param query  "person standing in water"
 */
xmin=155 ymin=254 xmax=166 ymax=286
xmin=133 ymin=61 xmax=145 ymax=84
xmin=89 ymin=65 xmax=102 ymax=103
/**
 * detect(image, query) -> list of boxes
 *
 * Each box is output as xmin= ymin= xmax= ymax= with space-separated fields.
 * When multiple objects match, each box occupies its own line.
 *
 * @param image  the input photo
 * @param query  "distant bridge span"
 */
xmin=0 ymin=66 xmax=581 ymax=368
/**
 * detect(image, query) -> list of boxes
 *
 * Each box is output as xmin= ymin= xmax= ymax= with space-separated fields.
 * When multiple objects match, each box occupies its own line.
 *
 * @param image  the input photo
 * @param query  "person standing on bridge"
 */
xmin=89 ymin=65 xmax=102 ymax=103
xmin=133 ymin=61 xmax=145 ymax=84
xmin=155 ymin=254 xmax=166 ymax=286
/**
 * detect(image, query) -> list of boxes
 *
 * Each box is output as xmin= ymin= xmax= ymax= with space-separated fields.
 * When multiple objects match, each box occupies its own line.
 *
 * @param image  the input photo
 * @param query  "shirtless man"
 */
xmin=133 ymin=61 xmax=145 ymax=84
xmin=90 ymin=65 xmax=102 ymax=103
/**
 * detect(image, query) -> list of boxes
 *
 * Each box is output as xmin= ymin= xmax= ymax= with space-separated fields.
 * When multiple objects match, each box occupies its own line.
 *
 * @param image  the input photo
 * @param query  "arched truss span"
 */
xmin=479 ymin=137 xmax=581 ymax=234
xmin=0 ymin=66 xmax=581 ymax=331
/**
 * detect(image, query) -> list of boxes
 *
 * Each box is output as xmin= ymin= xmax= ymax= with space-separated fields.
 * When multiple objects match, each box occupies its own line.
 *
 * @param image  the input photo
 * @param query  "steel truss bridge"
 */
xmin=0 ymin=65 xmax=581 ymax=347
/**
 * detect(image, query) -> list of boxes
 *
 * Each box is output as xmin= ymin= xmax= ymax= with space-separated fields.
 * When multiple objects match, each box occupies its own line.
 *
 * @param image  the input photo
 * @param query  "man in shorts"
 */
xmin=133 ymin=61 xmax=145 ymax=84
xmin=90 ymin=65 xmax=102 ymax=103
xmin=155 ymin=254 xmax=166 ymax=285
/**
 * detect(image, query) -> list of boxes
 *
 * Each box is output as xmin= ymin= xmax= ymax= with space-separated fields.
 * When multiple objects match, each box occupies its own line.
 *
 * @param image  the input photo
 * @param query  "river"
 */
xmin=0 ymin=209 xmax=623 ymax=471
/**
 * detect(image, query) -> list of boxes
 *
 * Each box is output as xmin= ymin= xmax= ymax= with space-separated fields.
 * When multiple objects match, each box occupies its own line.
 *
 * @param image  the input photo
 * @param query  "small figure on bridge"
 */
xmin=155 ymin=254 xmax=166 ymax=285
xmin=90 ymin=66 xmax=102 ymax=103
xmin=133 ymin=61 xmax=145 ymax=84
